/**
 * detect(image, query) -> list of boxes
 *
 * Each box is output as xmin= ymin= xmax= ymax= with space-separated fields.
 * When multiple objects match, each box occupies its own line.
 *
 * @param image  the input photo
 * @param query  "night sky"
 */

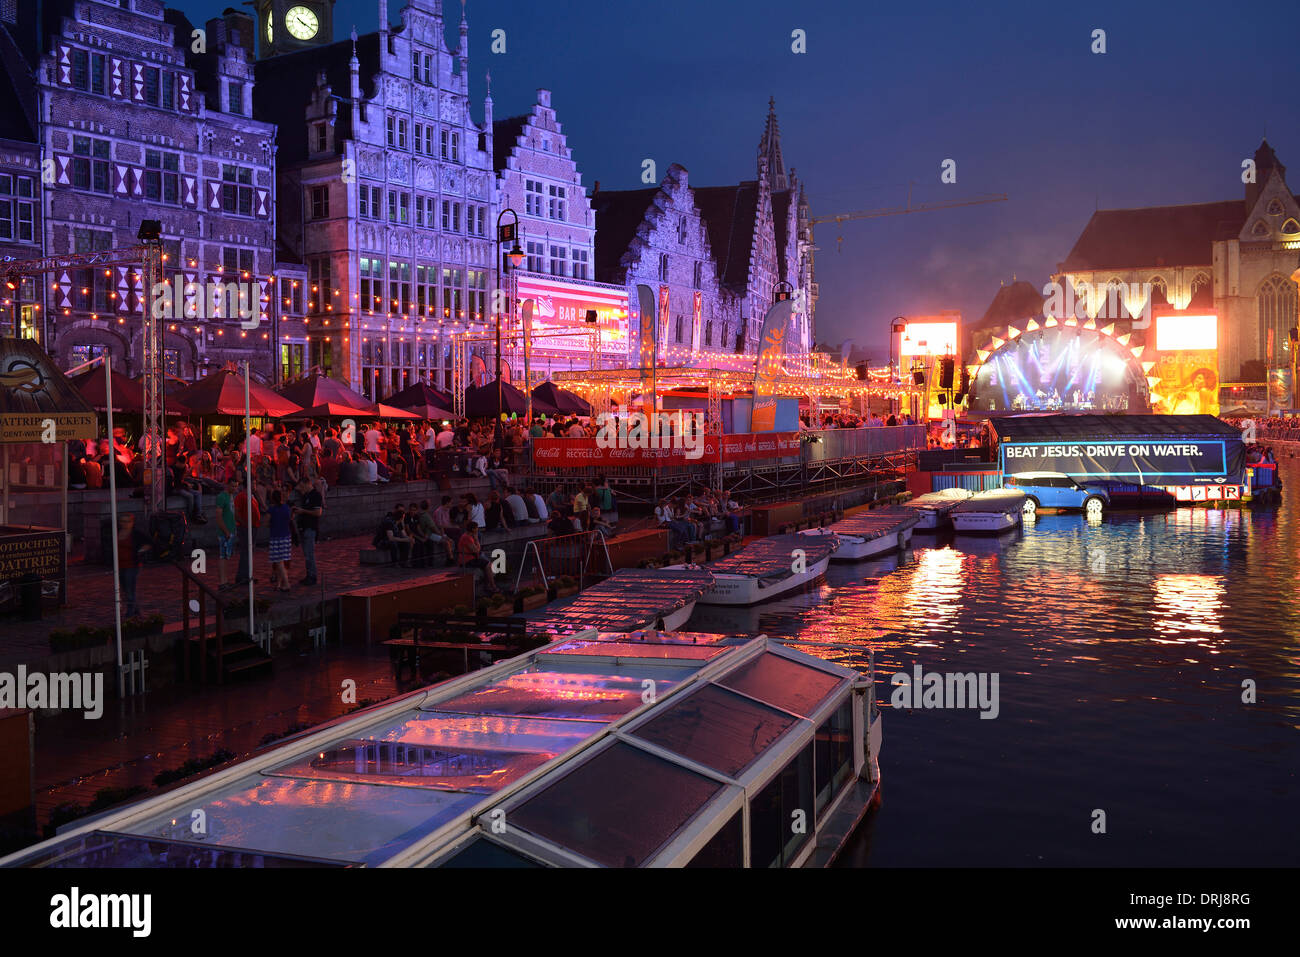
xmin=178 ymin=0 xmax=1300 ymax=358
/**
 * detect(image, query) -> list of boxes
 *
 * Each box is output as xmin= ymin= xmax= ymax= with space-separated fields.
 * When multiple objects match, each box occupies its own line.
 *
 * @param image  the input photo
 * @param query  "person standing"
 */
xmin=215 ymin=480 xmax=238 ymax=589
xmin=291 ymin=476 xmax=323 ymax=586
xmin=267 ymin=490 xmax=293 ymax=591
xmin=456 ymin=520 xmax=497 ymax=594
xmin=234 ymin=480 xmax=261 ymax=586
xmin=116 ymin=514 xmax=152 ymax=619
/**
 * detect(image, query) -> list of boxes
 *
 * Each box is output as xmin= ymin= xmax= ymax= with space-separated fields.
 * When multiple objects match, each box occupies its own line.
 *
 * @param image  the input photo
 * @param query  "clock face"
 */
xmin=265 ymin=11 xmax=272 ymax=43
xmin=285 ymin=5 xmax=319 ymax=41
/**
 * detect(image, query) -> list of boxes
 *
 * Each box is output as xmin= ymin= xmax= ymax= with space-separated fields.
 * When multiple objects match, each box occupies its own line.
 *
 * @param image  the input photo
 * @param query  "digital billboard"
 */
xmin=1151 ymin=315 xmax=1219 ymax=416
xmin=899 ymin=318 xmax=959 ymax=358
xmin=515 ymin=274 xmax=629 ymax=355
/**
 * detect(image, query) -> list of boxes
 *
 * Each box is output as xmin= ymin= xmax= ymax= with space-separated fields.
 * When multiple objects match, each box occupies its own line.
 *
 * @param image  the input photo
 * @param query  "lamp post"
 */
xmin=495 ymin=208 xmax=524 ymax=450
xmin=4 ymin=271 xmax=19 ymax=339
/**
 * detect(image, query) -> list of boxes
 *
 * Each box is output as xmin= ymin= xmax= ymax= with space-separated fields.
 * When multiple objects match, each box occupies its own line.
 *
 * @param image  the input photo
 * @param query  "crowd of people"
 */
xmin=655 ymin=490 xmax=742 ymax=547
xmin=803 ymin=411 xmax=916 ymax=429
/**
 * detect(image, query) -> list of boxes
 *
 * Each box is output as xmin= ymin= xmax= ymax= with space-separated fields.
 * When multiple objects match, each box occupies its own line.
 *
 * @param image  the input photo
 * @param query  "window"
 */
xmin=227 ymin=81 xmax=243 ymax=115
xmin=160 ymin=71 xmax=174 ymax=110
xmin=308 ymin=257 xmax=331 ymax=313
xmin=549 ymin=245 xmax=566 ymax=277
xmin=389 ymin=261 xmax=412 ymax=315
xmin=222 ymin=247 xmax=255 ymax=276
xmin=143 ymin=150 xmax=179 ymax=205
xmin=693 ymin=261 xmax=702 ymax=289
xmin=674 ymin=315 xmax=683 ymax=342
xmin=412 ymin=51 xmax=431 ymax=84
xmin=388 ymin=191 xmax=409 ymax=224
xmin=142 ymin=66 xmax=160 ymax=106
xmin=70 ymin=49 xmax=89 ymax=90
xmin=416 ymin=264 xmax=438 ymax=318
xmin=359 ymin=256 xmax=384 ymax=312
xmin=310 ymin=185 xmax=329 ymax=219
xmin=525 ymin=179 xmax=543 ymax=217
xmin=440 ymin=129 xmax=459 ymax=162
xmin=571 ymin=248 xmax=589 ymax=280
xmin=386 ymin=116 xmax=408 ymax=150
xmin=441 ymin=200 xmax=460 ymax=232
xmin=678 ymin=216 xmax=688 ymax=244
xmin=471 ymin=205 xmax=486 ymax=237
xmin=73 ymin=228 xmax=112 ymax=254
xmin=70 ymin=344 xmax=108 ymax=368
xmin=91 ymin=53 xmax=106 ymax=95
xmin=704 ymin=320 xmax=713 ymax=347
xmin=1258 ymin=274 xmax=1299 ymax=368
xmin=467 ymin=269 xmax=486 ymax=320
xmin=280 ymin=277 xmax=302 ymax=315
xmin=526 ymin=241 xmax=544 ymax=273
xmin=749 ymin=743 xmax=815 ymax=868
xmin=0 ymin=174 xmax=36 ymax=243
xmin=71 ymin=136 xmax=111 ymax=194
xmin=221 ymin=164 xmax=254 ymax=216
xmin=547 ymin=184 xmax=566 ymax=220
xmin=814 ymin=698 xmax=854 ymax=818
xmin=359 ymin=184 xmax=381 ymax=220
xmin=442 ymin=268 xmax=463 ymax=319
xmin=281 ymin=342 xmax=305 ymax=382
xmin=658 ymin=253 xmax=669 ymax=282
xmin=313 ymin=123 xmax=328 ymax=153
xmin=414 ymin=123 xmax=424 ymax=154
xmin=310 ymin=337 xmax=332 ymax=377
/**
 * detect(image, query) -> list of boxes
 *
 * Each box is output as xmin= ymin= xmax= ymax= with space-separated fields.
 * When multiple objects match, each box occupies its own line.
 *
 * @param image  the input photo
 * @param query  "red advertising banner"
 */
xmin=532 ymin=432 xmax=800 ymax=468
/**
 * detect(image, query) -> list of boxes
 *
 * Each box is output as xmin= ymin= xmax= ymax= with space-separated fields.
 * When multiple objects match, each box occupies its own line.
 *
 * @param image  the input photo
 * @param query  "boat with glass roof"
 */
xmin=1 ymin=629 xmax=881 ymax=869
xmin=902 ymin=486 xmax=974 ymax=530
xmin=949 ymin=488 xmax=1026 ymax=534
xmin=798 ymin=508 xmax=918 ymax=560
xmin=668 ymin=533 xmax=838 ymax=606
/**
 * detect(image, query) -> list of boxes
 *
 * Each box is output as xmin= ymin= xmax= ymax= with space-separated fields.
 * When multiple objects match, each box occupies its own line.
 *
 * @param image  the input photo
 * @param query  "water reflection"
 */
xmin=1150 ymin=574 xmax=1225 ymax=641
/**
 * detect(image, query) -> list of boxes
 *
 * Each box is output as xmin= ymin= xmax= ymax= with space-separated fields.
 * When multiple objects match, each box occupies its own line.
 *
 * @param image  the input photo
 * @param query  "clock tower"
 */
xmin=249 ymin=0 xmax=335 ymax=59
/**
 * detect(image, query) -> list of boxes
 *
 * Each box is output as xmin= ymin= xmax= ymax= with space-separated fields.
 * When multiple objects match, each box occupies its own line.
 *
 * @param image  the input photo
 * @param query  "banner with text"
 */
xmin=533 ymin=432 xmax=800 ymax=467
xmin=1001 ymin=438 xmax=1241 ymax=485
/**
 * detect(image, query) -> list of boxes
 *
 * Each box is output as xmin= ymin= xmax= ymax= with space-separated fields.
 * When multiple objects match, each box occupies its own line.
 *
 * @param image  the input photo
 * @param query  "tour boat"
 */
xmin=949 ymin=488 xmax=1027 ymax=534
xmin=529 ymin=568 xmax=714 ymax=635
xmin=799 ymin=508 xmax=918 ymax=560
xmin=669 ymin=533 xmax=837 ymax=606
xmin=903 ymin=487 xmax=974 ymax=530
xmin=3 ymin=629 xmax=882 ymax=868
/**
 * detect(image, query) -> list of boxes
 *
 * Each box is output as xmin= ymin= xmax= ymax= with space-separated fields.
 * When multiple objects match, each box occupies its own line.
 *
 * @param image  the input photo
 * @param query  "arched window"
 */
xmin=1282 ymin=218 xmax=1300 ymax=236
xmin=1266 ymin=199 xmax=1284 ymax=215
xmin=1148 ymin=275 xmax=1169 ymax=308
xmin=1257 ymin=274 xmax=1298 ymax=366
xmin=658 ymin=253 xmax=669 ymax=282
xmin=1251 ymin=220 xmax=1270 ymax=238
xmin=1190 ymin=272 xmax=1212 ymax=308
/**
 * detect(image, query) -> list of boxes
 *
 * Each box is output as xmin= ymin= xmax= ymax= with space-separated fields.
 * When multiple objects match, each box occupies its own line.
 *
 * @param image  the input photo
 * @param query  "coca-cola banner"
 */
xmin=532 ymin=432 xmax=800 ymax=467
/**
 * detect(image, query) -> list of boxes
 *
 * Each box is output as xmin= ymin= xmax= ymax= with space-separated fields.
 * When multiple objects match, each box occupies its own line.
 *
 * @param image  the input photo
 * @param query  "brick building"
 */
xmin=0 ymin=4 xmax=42 ymax=341
xmin=256 ymin=0 xmax=496 ymax=400
xmin=36 ymin=1 xmax=280 ymax=379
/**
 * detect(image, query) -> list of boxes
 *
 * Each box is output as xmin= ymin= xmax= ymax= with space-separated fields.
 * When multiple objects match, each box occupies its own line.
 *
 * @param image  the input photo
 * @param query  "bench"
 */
xmin=382 ymin=637 xmax=514 ymax=678
xmin=359 ymin=548 xmax=449 ymax=567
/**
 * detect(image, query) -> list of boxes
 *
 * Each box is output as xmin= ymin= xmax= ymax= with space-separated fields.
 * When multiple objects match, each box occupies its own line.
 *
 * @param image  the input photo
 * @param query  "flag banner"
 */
xmin=636 ymin=284 xmax=656 ymax=409
xmin=751 ymin=299 xmax=794 ymax=432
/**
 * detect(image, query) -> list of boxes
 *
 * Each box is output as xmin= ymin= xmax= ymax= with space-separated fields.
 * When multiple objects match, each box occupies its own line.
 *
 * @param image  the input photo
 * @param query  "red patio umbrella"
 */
xmin=294 ymin=401 xmax=376 ymax=419
xmin=71 ymin=367 xmax=190 ymax=415
xmin=370 ymin=403 xmax=421 ymax=419
xmin=384 ymin=380 xmax=454 ymax=410
xmin=276 ymin=373 xmax=373 ymax=410
xmin=171 ymin=368 xmax=302 ymax=417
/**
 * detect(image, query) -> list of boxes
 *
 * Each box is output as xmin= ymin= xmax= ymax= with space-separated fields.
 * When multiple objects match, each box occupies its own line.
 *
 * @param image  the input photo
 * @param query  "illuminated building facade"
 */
xmin=594 ymin=99 xmax=816 ymax=366
xmin=36 ymin=2 xmax=279 ymax=379
xmin=1057 ymin=140 xmax=1300 ymax=385
xmin=257 ymin=0 xmax=495 ymax=398
xmin=0 ymin=6 xmax=42 ymax=341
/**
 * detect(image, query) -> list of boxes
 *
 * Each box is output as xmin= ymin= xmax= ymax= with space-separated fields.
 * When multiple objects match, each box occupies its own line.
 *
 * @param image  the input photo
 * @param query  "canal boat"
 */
xmin=902 ymin=487 xmax=974 ymax=530
xmin=2 ymin=630 xmax=882 ymax=869
xmin=529 ymin=567 xmax=714 ymax=635
xmin=798 ymin=508 xmax=918 ymax=560
xmin=670 ymin=533 xmax=837 ymax=606
xmin=949 ymin=488 xmax=1027 ymax=534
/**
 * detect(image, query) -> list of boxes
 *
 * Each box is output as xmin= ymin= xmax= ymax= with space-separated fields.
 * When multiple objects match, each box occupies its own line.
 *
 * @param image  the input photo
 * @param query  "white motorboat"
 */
xmin=799 ymin=507 xmax=918 ymax=560
xmin=668 ymin=533 xmax=836 ymax=606
xmin=902 ymin=487 xmax=974 ymax=530
xmin=949 ymin=488 xmax=1027 ymax=534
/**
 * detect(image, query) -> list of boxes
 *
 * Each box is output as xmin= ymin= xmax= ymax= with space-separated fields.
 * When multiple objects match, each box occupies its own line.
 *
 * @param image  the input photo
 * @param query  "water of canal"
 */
xmin=684 ymin=462 xmax=1300 ymax=866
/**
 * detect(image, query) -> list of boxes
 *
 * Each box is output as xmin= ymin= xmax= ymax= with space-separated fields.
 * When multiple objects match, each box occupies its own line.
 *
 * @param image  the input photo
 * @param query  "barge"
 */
xmin=2 ymin=629 xmax=882 ymax=869
xmin=670 ymin=533 xmax=837 ymax=606
xmin=798 ymin=507 xmax=918 ymax=560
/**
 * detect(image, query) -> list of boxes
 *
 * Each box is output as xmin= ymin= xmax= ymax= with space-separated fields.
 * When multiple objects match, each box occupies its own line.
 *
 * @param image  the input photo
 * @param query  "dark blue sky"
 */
xmin=183 ymin=0 xmax=1300 ymax=357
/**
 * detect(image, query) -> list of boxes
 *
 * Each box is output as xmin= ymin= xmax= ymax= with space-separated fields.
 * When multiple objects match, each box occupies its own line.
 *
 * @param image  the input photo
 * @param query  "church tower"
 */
xmin=757 ymin=96 xmax=788 ymax=191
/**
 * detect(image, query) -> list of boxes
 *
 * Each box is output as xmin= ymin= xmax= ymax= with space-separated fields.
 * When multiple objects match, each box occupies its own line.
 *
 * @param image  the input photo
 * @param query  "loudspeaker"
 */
xmin=939 ymin=357 xmax=955 ymax=390
xmin=855 ymin=363 xmax=868 ymax=380
xmin=912 ymin=370 xmax=925 ymax=386
xmin=585 ymin=309 xmax=598 ymax=323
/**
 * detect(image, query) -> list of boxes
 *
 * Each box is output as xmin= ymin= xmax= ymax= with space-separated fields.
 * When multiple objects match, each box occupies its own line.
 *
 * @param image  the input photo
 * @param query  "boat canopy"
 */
xmin=4 ymin=631 xmax=869 ymax=869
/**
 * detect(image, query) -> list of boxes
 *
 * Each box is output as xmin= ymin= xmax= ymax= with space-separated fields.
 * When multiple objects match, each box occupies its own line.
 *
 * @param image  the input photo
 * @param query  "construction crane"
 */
xmin=2 ymin=226 xmax=166 ymax=512
xmin=811 ymin=185 xmax=1009 ymax=252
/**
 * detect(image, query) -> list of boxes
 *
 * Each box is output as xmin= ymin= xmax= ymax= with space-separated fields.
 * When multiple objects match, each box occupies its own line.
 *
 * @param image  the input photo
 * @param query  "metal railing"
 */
xmin=179 ymin=562 xmax=225 ymax=685
xmin=513 ymin=529 xmax=613 ymax=593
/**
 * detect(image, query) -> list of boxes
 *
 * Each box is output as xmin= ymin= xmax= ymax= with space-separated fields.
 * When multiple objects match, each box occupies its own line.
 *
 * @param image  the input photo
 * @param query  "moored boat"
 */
xmin=902 ymin=486 xmax=974 ymax=530
xmin=668 ymin=533 xmax=836 ymax=606
xmin=799 ymin=507 xmax=918 ymax=560
xmin=949 ymin=488 xmax=1026 ymax=534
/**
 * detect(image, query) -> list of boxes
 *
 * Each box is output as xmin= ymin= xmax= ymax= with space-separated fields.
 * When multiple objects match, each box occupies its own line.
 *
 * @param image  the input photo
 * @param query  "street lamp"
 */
xmin=495 ymin=208 xmax=524 ymax=449
xmin=773 ymin=280 xmax=793 ymax=303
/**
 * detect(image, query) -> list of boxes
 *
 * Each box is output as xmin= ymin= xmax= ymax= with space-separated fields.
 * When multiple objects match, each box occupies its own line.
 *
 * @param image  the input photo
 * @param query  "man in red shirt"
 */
xmin=234 ymin=482 xmax=261 ymax=586
xmin=456 ymin=520 xmax=497 ymax=595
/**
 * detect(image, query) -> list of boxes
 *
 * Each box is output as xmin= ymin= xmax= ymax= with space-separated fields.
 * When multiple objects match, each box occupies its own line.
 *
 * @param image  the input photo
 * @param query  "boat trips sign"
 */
xmin=1001 ymin=439 xmax=1233 ymax=484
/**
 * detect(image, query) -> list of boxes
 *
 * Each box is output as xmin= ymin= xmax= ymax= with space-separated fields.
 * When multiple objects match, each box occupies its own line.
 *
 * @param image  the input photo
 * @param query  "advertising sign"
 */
xmin=1151 ymin=315 xmax=1219 ymax=416
xmin=514 ymin=274 xmax=629 ymax=355
xmin=751 ymin=299 xmax=793 ymax=433
xmin=1001 ymin=438 xmax=1238 ymax=485
xmin=0 ymin=528 xmax=66 ymax=604
xmin=532 ymin=432 xmax=800 ymax=467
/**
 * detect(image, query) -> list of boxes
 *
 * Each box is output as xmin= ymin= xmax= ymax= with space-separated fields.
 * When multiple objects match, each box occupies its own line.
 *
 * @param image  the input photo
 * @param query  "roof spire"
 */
xmin=758 ymin=97 xmax=787 ymax=191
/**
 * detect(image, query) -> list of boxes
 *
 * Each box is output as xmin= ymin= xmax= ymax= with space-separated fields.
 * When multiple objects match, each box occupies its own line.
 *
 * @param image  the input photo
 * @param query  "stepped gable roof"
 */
xmin=253 ymin=32 xmax=383 ymax=165
xmin=592 ymin=187 xmax=659 ymax=284
xmin=492 ymin=114 xmax=528 ymax=172
xmin=1059 ymin=200 xmax=1245 ymax=271
xmin=694 ymin=182 xmax=758 ymax=295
